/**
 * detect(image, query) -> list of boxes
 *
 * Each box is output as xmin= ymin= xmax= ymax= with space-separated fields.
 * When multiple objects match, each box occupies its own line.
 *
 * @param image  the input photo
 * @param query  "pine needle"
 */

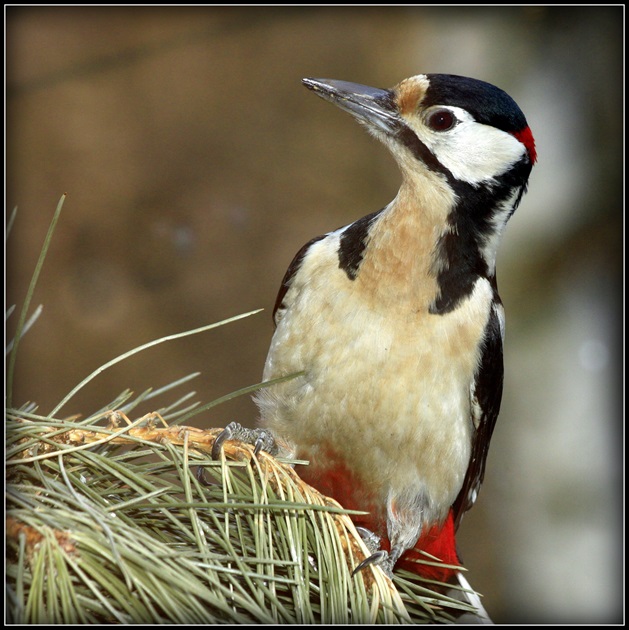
xmin=49 ymin=309 xmax=263 ymax=418
xmin=7 ymin=194 xmax=65 ymax=408
xmin=6 ymin=403 xmax=477 ymax=624
xmin=6 ymin=304 xmax=44 ymax=356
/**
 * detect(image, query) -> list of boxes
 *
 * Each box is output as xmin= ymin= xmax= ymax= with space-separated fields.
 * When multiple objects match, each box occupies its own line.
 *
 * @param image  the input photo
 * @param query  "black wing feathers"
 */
xmin=452 ymin=299 xmax=504 ymax=529
xmin=273 ymin=210 xmax=384 ymax=323
xmin=337 ymin=209 xmax=382 ymax=280
xmin=272 ymin=234 xmax=326 ymax=326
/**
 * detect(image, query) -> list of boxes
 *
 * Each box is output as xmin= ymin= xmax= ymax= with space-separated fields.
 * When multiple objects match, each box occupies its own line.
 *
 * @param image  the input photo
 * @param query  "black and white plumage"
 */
xmin=218 ymin=74 xmax=536 ymax=583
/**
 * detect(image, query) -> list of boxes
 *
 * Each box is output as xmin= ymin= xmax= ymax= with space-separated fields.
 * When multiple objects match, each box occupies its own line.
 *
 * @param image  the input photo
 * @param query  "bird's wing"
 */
xmin=272 ymin=235 xmax=326 ymax=327
xmin=452 ymin=298 xmax=504 ymax=529
xmin=272 ymin=209 xmax=384 ymax=324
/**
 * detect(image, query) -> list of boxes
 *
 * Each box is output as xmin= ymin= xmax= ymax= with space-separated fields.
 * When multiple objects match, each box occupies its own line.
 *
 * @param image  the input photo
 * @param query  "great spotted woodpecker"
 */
xmin=214 ymin=74 xmax=536 ymax=583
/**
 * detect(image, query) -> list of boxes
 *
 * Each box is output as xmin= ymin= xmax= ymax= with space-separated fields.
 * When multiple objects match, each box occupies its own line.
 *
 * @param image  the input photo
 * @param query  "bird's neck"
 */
xmin=355 ymin=174 xmax=454 ymax=311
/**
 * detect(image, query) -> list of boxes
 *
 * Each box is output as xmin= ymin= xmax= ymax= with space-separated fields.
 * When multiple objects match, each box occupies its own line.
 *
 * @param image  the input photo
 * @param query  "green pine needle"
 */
xmin=7 ymin=195 xmax=65 ymax=408
xmin=6 ymin=396 xmax=478 ymax=624
xmin=49 ymin=309 xmax=263 ymax=418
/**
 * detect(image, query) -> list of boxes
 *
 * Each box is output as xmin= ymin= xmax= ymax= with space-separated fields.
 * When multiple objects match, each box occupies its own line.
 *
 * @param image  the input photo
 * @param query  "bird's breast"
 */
xmin=257 ymin=247 xmax=495 ymax=522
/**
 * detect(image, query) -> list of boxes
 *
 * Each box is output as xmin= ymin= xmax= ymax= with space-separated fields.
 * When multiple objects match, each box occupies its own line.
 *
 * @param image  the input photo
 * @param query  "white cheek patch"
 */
xmin=411 ymin=108 xmax=527 ymax=186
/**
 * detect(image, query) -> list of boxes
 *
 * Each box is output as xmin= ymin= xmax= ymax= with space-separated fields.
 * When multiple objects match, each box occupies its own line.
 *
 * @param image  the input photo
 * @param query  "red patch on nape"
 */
xmin=514 ymin=125 xmax=537 ymax=164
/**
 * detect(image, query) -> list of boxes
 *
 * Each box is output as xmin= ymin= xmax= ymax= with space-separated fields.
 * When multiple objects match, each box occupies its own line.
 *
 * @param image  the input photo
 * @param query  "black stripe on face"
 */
xmin=381 ymin=114 xmax=531 ymax=313
xmin=395 ymin=124 xmax=454 ymax=179
xmin=337 ymin=209 xmax=384 ymax=280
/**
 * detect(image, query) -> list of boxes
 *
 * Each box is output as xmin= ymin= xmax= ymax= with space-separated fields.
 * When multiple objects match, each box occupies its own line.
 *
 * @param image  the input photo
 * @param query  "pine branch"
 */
xmin=6 ymin=404 xmax=477 ymax=624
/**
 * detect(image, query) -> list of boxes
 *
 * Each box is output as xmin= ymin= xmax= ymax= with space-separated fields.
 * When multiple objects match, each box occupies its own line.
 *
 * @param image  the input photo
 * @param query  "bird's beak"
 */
xmin=302 ymin=78 xmax=398 ymax=134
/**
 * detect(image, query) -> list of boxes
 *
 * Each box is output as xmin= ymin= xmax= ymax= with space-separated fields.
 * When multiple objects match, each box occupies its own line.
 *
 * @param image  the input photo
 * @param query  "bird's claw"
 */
xmin=355 ymin=526 xmax=382 ymax=554
xmin=352 ymin=549 xmax=393 ymax=577
xmin=211 ymin=421 xmax=277 ymax=460
xmin=353 ymin=527 xmax=396 ymax=577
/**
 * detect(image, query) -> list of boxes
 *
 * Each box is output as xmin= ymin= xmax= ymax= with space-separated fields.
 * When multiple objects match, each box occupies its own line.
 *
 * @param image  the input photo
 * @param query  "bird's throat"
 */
xmin=354 ymin=183 xmax=452 ymax=311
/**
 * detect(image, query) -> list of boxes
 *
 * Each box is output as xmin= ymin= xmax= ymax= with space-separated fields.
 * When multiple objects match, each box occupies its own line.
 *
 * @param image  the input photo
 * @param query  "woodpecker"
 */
xmin=214 ymin=74 xmax=536 ymax=584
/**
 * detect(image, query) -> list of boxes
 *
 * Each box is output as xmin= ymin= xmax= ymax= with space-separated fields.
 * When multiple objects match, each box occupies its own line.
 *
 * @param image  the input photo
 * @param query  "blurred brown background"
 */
xmin=6 ymin=6 xmax=622 ymax=623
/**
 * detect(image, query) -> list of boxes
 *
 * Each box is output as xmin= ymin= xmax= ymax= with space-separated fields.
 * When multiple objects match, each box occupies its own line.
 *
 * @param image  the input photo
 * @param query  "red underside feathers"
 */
xmin=297 ymin=457 xmax=460 ymax=582
xmin=396 ymin=510 xmax=459 ymax=582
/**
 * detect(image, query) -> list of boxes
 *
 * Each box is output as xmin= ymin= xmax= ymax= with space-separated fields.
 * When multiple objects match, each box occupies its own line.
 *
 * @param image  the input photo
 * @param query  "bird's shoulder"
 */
xmin=272 ymin=210 xmax=384 ymax=325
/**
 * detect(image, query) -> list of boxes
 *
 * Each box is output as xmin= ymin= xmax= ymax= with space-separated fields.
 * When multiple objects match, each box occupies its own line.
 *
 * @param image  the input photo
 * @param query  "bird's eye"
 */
xmin=426 ymin=109 xmax=458 ymax=132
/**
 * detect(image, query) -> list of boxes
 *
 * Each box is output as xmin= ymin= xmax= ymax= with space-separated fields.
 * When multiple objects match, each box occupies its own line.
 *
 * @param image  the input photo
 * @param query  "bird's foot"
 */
xmin=211 ymin=421 xmax=277 ymax=459
xmin=355 ymin=526 xmax=382 ymax=554
xmin=352 ymin=549 xmax=395 ymax=578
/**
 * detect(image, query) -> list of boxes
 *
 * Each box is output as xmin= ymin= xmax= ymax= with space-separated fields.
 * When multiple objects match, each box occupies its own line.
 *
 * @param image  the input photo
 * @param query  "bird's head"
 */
xmin=303 ymin=74 xmax=536 ymax=297
xmin=302 ymin=74 xmax=536 ymax=190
